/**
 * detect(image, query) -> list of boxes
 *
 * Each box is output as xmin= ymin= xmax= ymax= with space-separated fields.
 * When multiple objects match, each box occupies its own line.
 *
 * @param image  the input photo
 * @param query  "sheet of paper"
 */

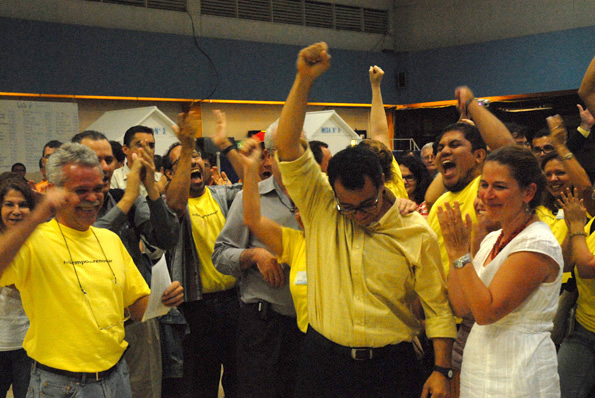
xmin=142 ymin=255 xmax=172 ymax=322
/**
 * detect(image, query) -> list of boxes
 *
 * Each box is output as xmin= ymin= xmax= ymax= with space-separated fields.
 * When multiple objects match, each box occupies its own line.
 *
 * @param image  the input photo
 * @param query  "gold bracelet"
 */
xmin=569 ymin=232 xmax=587 ymax=239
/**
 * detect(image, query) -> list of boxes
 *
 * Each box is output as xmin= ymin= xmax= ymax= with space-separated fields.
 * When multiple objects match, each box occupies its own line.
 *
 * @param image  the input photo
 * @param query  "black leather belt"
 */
xmin=202 ymin=287 xmax=237 ymax=300
xmin=33 ymin=358 xmax=120 ymax=383
xmin=308 ymin=326 xmax=411 ymax=361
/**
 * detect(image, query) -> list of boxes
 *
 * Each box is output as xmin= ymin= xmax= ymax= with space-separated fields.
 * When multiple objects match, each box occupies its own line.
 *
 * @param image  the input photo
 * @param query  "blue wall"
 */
xmin=398 ymin=25 xmax=595 ymax=104
xmin=0 ymin=17 xmax=403 ymax=104
xmin=1 ymin=17 xmax=594 ymax=104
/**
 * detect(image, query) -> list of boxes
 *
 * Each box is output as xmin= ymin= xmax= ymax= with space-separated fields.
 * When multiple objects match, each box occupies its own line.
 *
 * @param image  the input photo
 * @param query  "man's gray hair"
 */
xmin=47 ymin=142 xmax=102 ymax=187
xmin=421 ymin=142 xmax=434 ymax=153
xmin=264 ymin=122 xmax=278 ymax=150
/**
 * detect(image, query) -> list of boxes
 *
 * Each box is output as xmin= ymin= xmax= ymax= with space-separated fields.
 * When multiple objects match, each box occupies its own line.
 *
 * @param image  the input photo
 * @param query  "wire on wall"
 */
xmin=186 ymin=8 xmax=220 ymax=109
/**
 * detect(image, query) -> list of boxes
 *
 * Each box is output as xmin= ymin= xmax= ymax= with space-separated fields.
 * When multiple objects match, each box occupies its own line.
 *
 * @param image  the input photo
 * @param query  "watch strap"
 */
xmin=433 ymin=365 xmax=453 ymax=380
xmin=453 ymin=253 xmax=472 ymax=269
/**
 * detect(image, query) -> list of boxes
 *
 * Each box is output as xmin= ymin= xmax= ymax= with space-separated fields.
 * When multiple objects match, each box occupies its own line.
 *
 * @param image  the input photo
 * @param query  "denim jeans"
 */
xmin=558 ymin=321 xmax=595 ymax=398
xmin=0 ymin=348 xmax=31 ymax=398
xmin=26 ymin=358 xmax=131 ymax=398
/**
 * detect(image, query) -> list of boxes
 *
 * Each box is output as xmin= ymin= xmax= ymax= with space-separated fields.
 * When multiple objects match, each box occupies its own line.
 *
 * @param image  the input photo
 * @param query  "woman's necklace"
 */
xmin=488 ymin=213 xmax=533 ymax=261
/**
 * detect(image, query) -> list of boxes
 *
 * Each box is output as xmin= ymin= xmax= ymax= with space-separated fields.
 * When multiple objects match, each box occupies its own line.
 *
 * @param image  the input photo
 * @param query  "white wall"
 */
xmin=393 ymin=0 xmax=595 ymax=51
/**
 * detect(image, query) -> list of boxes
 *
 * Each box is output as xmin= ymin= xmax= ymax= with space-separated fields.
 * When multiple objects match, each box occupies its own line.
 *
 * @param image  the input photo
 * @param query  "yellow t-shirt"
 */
xmin=279 ymin=149 xmax=456 ymax=347
xmin=427 ymin=176 xmax=481 ymax=278
xmin=575 ymin=218 xmax=595 ymax=333
xmin=188 ymin=191 xmax=236 ymax=293
xmin=0 ymin=220 xmax=150 ymax=372
xmin=536 ymin=206 xmax=571 ymax=284
xmin=278 ymin=227 xmax=308 ymax=333
xmin=385 ymin=158 xmax=409 ymax=199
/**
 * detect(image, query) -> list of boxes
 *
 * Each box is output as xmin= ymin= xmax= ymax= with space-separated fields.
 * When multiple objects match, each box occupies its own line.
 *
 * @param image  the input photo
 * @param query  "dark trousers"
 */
xmin=236 ymin=303 xmax=304 ymax=398
xmin=0 ymin=348 xmax=31 ymax=398
xmin=294 ymin=327 xmax=424 ymax=398
xmin=178 ymin=291 xmax=239 ymax=398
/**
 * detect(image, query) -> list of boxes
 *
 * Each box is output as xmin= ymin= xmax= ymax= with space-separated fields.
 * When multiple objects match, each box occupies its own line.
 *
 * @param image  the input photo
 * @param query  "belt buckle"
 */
xmin=351 ymin=348 xmax=373 ymax=360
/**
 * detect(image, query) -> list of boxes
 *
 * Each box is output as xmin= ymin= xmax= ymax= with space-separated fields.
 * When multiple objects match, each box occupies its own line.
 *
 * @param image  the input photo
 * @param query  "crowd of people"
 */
xmin=1 ymin=43 xmax=595 ymax=398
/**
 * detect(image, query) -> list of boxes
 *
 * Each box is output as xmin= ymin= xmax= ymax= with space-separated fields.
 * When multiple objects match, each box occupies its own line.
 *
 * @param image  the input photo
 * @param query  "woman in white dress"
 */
xmin=437 ymin=145 xmax=562 ymax=397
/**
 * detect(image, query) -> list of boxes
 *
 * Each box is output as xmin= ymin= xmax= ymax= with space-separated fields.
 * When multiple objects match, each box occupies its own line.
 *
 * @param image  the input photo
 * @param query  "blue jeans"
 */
xmin=26 ymin=358 xmax=131 ymax=398
xmin=558 ymin=321 xmax=595 ymax=398
xmin=0 ymin=348 xmax=31 ymax=398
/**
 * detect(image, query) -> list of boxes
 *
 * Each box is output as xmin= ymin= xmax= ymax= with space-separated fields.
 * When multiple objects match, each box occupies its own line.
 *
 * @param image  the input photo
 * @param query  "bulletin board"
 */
xmin=0 ymin=100 xmax=78 ymax=171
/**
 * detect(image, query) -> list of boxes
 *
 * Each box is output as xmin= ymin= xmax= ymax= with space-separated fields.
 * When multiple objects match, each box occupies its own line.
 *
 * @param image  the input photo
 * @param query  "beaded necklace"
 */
xmin=488 ymin=214 xmax=532 ymax=261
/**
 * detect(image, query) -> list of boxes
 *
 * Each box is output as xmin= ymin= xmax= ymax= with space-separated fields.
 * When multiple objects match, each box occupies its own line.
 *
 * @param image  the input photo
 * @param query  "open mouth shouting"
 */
xmin=191 ymin=167 xmax=203 ymax=184
xmin=441 ymin=160 xmax=456 ymax=178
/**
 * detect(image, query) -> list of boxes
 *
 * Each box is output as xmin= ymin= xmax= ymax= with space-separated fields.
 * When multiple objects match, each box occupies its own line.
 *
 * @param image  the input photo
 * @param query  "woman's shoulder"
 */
xmin=509 ymin=221 xmax=562 ymax=263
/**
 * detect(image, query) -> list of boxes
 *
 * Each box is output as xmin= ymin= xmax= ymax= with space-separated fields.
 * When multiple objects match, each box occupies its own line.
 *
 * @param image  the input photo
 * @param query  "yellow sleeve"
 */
xmin=386 ymin=158 xmax=409 ymax=199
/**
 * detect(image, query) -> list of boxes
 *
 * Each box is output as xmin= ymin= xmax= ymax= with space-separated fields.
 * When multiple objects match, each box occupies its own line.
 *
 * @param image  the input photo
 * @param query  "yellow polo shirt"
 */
xmin=386 ymin=158 xmax=409 ymax=199
xmin=278 ymin=227 xmax=308 ymax=333
xmin=188 ymin=191 xmax=236 ymax=293
xmin=575 ymin=218 xmax=595 ymax=333
xmin=278 ymin=149 xmax=456 ymax=347
xmin=427 ymin=176 xmax=481 ymax=278
xmin=536 ymin=206 xmax=571 ymax=284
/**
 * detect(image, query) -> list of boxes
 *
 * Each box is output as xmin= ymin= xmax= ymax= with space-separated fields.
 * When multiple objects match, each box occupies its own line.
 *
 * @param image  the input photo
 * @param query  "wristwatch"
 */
xmin=453 ymin=253 xmax=472 ymax=269
xmin=433 ymin=365 xmax=454 ymax=380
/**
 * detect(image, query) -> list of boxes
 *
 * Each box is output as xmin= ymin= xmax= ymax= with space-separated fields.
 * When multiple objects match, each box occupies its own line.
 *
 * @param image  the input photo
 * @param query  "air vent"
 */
xmin=103 ymin=0 xmax=145 ymax=6
xmin=201 ymin=0 xmax=236 ymax=17
xmin=82 ymin=0 xmax=187 ymax=12
xmin=363 ymin=8 xmax=388 ymax=34
xmin=272 ymin=0 xmax=303 ymax=26
xmin=335 ymin=4 xmax=362 ymax=32
xmin=148 ymin=0 xmax=187 ymax=11
xmin=238 ymin=0 xmax=270 ymax=22
xmin=304 ymin=1 xmax=333 ymax=29
xmin=200 ymin=0 xmax=389 ymax=34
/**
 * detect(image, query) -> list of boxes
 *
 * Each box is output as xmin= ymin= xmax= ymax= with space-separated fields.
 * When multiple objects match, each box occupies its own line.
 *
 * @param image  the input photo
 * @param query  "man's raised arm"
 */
xmin=456 ymin=86 xmax=515 ymax=150
xmin=276 ymin=42 xmax=331 ymax=162
xmin=166 ymin=110 xmax=200 ymax=217
xmin=368 ymin=65 xmax=391 ymax=148
xmin=579 ymin=54 xmax=595 ymax=116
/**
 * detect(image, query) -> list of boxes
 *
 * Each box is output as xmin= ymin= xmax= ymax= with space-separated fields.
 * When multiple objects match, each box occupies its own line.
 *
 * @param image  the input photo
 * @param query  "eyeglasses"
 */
xmin=531 ymin=145 xmax=555 ymax=155
xmin=402 ymin=174 xmax=416 ymax=182
xmin=335 ymin=189 xmax=381 ymax=215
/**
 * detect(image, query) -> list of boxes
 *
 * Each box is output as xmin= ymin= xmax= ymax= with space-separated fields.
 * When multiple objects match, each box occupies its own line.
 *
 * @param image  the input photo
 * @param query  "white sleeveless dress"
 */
xmin=460 ymin=221 xmax=562 ymax=398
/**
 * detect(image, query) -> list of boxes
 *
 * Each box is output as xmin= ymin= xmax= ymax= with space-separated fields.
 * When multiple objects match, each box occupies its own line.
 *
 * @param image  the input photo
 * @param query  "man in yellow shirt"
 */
xmin=0 ymin=143 xmax=183 ymax=398
xmin=165 ymin=110 xmax=245 ymax=398
xmin=275 ymin=42 xmax=457 ymax=398
xmin=426 ymin=86 xmax=516 ymax=278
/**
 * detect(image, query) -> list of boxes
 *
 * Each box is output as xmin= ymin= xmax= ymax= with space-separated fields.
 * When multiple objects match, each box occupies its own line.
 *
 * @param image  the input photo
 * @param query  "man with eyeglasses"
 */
xmin=272 ymin=42 xmax=456 ymax=398
xmin=111 ymin=125 xmax=161 ymax=197
xmin=212 ymin=122 xmax=304 ymax=398
xmin=73 ymin=130 xmax=180 ymax=398
xmin=0 ymin=143 xmax=183 ymax=398
xmin=531 ymin=128 xmax=556 ymax=162
xmin=164 ymin=110 xmax=248 ymax=398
